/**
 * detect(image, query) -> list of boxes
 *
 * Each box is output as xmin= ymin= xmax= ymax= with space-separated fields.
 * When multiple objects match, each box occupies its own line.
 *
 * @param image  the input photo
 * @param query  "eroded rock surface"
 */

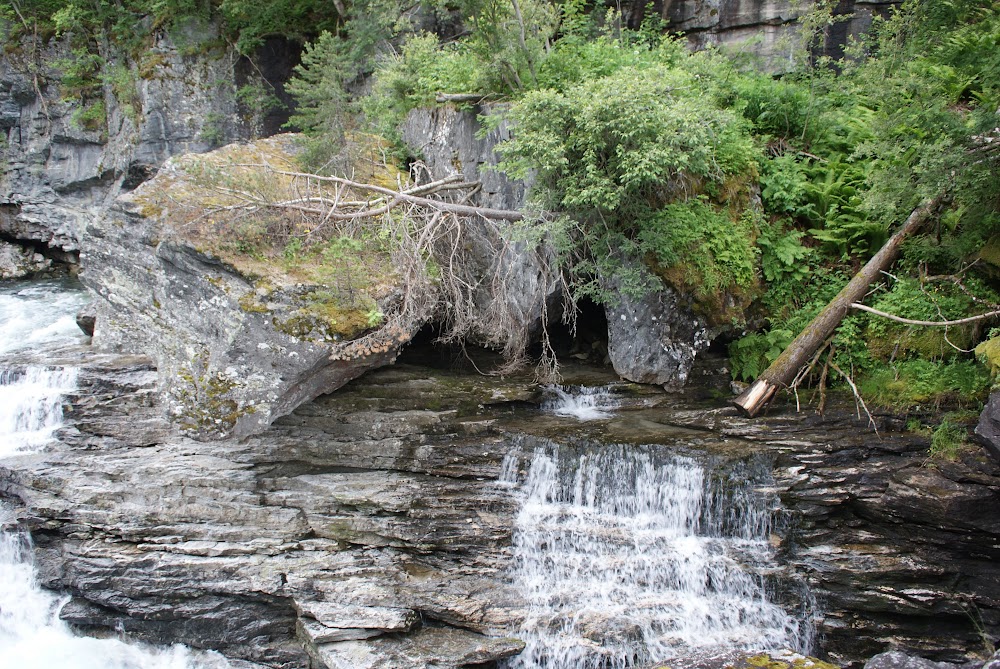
xmin=0 ymin=239 xmax=51 ymax=278
xmin=82 ymin=137 xmax=417 ymax=439
xmin=0 ymin=22 xmax=251 ymax=257
xmin=604 ymin=276 xmax=712 ymax=390
xmin=3 ymin=350 xmax=999 ymax=668
xmin=656 ymin=0 xmax=901 ymax=70
xmin=401 ymin=106 xmax=561 ymax=352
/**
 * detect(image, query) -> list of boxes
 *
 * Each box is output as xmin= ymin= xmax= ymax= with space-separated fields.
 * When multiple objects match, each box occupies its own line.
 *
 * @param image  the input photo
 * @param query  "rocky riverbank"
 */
xmin=2 ymin=343 xmax=998 ymax=668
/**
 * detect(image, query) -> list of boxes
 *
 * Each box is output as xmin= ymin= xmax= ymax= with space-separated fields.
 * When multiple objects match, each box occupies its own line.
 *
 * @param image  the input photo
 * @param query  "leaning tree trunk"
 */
xmin=733 ymin=197 xmax=944 ymax=417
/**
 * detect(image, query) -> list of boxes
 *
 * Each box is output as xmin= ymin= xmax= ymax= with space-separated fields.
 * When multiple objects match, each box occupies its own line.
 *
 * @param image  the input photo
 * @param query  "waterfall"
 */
xmin=0 ymin=367 xmax=78 ymax=457
xmin=0 ymin=280 xmax=232 ymax=669
xmin=542 ymin=385 xmax=617 ymax=420
xmin=500 ymin=443 xmax=808 ymax=669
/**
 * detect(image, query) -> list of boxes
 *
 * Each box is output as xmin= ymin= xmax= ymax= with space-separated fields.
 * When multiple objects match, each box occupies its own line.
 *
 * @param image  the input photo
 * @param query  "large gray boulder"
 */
xmin=82 ymin=137 xmax=420 ymax=439
xmin=604 ymin=275 xmax=712 ymax=390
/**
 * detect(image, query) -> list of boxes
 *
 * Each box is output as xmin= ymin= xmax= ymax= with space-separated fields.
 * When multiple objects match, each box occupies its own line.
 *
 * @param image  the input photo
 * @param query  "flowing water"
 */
xmin=542 ymin=384 xmax=618 ymax=420
xmin=0 ymin=279 xmax=232 ymax=669
xmin=499 ymin=439 xmax=809 ymax=669
xmin=0 ymin=279 xmax=810 ymax=668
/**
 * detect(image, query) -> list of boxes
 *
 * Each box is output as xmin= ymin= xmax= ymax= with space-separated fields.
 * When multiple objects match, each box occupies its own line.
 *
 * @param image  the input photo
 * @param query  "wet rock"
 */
xmin=75 ymin=301 xmax=97 ymax=336
xmin=0 ymin=240 xmax=50 ymax=278
xmin=604 ymin=273 xmax=712 ymax=390
xmin=309 ymin=625 xmax=525 ymax=669
xmin=973 ymin=392 xmax=1000 ymax=463
xmin=864 ymin=651 xmax=970 ymax=669
xmin=5 ymin=351 xmax=1000 ymax=668
xmin=2 ymin=353 xmax=528 ymax=668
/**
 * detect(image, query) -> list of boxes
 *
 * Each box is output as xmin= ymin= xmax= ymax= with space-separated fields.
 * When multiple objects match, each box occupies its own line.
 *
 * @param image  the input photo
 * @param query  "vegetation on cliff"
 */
xmin=4 ymin=0 xmax=1000 ymax=416
xmin=288 ymin=0 xmax=1000 ymax=413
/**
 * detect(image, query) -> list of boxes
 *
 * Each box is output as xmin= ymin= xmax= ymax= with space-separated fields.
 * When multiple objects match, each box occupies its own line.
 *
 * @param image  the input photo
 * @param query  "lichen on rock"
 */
xmin=83 ymin=135 xmax=424 ymax=439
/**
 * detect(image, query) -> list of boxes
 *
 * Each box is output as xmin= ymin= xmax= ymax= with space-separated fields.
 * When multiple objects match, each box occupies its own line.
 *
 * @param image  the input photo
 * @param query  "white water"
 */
xmin=0 ymin=280 xmax=90 ymax=355
xmin=0 ymin=367 xmax=78 ymax=457
xmin=0 ymin=280 xmax=233 ymax=669
xmin=500 ymin=444 xmax=808 ymax=669
xmin=542 ymin=385 xmax=617 ymax=420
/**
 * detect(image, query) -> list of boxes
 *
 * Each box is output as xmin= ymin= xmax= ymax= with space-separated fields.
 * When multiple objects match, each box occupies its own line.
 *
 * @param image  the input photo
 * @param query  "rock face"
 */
xmin=4 ymin=351 xmax=534 ymax=668
xmin=4 ymin=348 xmax=999 ymax=669
xmin=974 ymin=391 xmax=1000 ymax=463
xmin=401 ymin=106 xmax=561 ymax=354
xmin=757 ymin=408 xmax=1000 ymax=666
xmin=0 ymin=239 xmax=50 ymax=278
xmin=0 ymin=21 xmax=255 ymax=257
xmin=652 ymin=0 xmax=901 ymax=70
xmin=82 ymin=137 xmax=416 ymax=439
xmin=401 ymin=106 xmax=716 ymax=387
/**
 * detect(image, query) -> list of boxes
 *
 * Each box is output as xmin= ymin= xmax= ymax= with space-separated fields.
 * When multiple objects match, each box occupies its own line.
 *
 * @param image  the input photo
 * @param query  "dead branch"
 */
xmin=849 ymin=303 xmax=1000 ymax=327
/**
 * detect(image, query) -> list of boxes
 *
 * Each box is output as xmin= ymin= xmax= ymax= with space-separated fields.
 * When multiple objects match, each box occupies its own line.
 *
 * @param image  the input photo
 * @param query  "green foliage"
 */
xmin=758 ymin=225 xmax=812 ymax=284
xmin=459 ymin=0 xmax=558 ymax=93
xmin=496 ymin=60 xmax=760 ymax=311
xmin=729 ymin=328 xmax=795 ymax=381
xmin=929 ymin=418 xmax=970 ymax=460
xmin=858 ymin=359 xmax=990 ymax=409
xmin=500 ymin=64 xmax=756 ymax=215
xmin=639 ymin=200 xmax=758 ymax=302
xmin=865 ymin=277 xmax=993 ymax=356
xmin=361 ymin=33 xmax=481 ymax=143
xmin=71 ymin=98 xmax=106 ymax=132
xmin=218 ymin=0 xmax=339 ymax=54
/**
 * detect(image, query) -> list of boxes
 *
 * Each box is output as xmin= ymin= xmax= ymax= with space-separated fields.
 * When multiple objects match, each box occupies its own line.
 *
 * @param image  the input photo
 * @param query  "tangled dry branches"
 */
xmin=166 ymin=145 xmax=567 ymax=377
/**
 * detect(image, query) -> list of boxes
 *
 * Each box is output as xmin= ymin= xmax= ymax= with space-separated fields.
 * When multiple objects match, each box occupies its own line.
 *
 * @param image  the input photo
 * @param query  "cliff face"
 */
xmin=3 ymin=351 xmax=997 ymax=668
xmin=0 ymin=20 xmax=263 ymax=257
xmin=652 ymin=0 xmax=901 ymax=69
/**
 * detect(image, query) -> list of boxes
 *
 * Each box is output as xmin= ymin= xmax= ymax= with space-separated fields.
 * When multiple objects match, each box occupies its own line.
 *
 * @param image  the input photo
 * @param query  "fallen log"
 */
xmin=733 ymin=196 xmax=945 ymax=417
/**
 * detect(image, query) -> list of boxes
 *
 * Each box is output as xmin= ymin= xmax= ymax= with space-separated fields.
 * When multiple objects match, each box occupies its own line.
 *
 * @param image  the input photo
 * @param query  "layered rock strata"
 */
xmin=3 ymin=350 xmax=998 ymax=668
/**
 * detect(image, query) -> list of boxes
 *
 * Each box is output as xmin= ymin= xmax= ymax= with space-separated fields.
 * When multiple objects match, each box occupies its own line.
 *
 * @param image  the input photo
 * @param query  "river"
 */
xmin=0 ymin=278 xmax=814 ymax=668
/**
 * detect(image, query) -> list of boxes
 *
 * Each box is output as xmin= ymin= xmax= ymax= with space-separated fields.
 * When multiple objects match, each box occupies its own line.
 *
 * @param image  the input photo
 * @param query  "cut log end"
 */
xmin=733 ymin=379 xmax=779 ymax=418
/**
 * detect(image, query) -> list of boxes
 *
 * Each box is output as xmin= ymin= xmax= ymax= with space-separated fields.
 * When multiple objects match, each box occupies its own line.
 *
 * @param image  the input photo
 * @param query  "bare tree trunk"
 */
xmin=733 ymin=196 xmax=944 ymax=417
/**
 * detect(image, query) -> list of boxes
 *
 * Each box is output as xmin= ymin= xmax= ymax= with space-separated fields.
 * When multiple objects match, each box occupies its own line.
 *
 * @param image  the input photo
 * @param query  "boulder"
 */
xmin=81 ymin=136 xmax=422 ymax=439
xmin=865 ymin=651 xmax=972 ymax=669
xmin=974 ymin=391 xmax=1000 ymax=463
xmin=604 ymin=273 xmax=712 ymax=390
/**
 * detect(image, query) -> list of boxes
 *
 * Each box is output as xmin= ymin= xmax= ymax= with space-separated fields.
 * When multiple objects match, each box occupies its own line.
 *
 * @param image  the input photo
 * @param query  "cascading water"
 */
xmin=0 ymin=527 xmax=234 ymax=669
xmin=542 ymin=385 xmax=618 ymax=420
xmin=0 ymin=279 xmax=90 ymax=355
xmin=0 ymin=367 xmax=78 ymax=457
xmin=499 ymin=442 xmax=809 ymax=669
xmin=0 ymin=279 xmax=232 ymax=669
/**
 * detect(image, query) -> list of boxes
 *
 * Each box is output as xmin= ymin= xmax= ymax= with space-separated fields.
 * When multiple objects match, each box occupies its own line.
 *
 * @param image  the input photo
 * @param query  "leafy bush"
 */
xmin=858 ymin=359 xmax=991 ymax=409
xmin=639 ymin=200 xmax=758 ymax=303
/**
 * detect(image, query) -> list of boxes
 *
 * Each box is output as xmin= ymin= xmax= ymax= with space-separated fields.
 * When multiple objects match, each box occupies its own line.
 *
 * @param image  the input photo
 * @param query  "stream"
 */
xmin=0 ymin=278 xmax=816 ymax=668
xmin=0 ymin=279 xmax=233 ymax=669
